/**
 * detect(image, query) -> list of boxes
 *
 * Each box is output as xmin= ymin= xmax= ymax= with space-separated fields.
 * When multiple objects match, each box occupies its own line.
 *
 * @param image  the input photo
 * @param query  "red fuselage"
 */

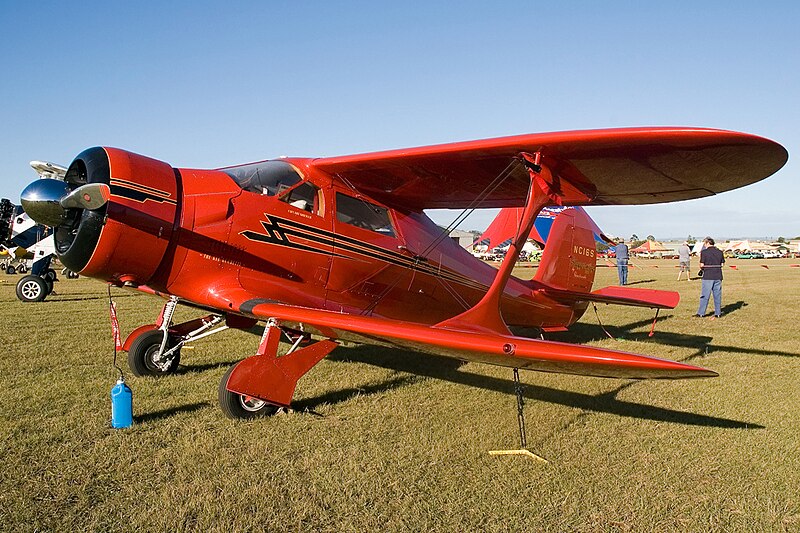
xmin=69 ymin=148 xmax=586 ymax=330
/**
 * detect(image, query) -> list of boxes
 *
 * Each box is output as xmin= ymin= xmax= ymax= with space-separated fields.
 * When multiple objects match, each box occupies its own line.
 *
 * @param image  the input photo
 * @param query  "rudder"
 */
xmin=533 ymin=208 xmax=596 ymax=292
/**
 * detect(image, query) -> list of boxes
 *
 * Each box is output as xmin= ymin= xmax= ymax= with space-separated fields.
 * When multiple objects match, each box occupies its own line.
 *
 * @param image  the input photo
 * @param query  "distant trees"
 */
xmin=777 ymin=236 xmax=786 ymax=243
xmin=646 ymin=235 xmax=655 ymax=241
xmin=596 ymin=241 xmax=611 ymax=253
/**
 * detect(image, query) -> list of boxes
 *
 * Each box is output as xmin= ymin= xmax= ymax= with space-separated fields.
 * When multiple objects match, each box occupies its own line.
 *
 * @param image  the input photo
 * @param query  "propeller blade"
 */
xmin=60 ymin=183 xmax=111 ymax=210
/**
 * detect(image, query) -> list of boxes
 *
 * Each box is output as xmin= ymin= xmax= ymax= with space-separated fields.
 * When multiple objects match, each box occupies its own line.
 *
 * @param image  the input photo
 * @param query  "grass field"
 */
xmin=1 ymin=258 xmax=799 ymax=531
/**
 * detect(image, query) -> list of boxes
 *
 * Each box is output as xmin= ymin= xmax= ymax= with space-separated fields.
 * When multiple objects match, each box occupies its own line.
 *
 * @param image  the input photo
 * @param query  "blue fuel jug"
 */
xmin=111 ymin=378 xmax=133 ymax=428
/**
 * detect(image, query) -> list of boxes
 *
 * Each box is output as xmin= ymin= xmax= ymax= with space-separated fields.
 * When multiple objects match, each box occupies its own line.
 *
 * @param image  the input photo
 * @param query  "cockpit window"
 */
xmin=222 ymin=160 xmax=302 ymax=196
xmin=280 ymin=182 xmax=320 ymax=214
xmin=335 ymin=192 xmax=395 ymax=236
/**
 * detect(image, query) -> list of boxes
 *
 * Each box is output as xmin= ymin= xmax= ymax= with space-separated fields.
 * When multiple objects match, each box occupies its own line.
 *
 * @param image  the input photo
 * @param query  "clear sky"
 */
xmin=1 ymin=1 xmax=797 ymax=240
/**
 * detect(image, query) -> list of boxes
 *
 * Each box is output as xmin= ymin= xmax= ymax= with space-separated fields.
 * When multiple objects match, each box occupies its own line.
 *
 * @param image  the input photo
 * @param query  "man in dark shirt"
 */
xmin=614 ymin=241 xmax=629 ymax=285
xmin=695 ymin=237 xmax=725 ymax=318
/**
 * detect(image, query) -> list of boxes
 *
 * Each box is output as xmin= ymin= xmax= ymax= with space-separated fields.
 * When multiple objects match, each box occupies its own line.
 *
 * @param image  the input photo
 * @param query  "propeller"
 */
xmin=20 ymin=179 xmax=111 ymax=227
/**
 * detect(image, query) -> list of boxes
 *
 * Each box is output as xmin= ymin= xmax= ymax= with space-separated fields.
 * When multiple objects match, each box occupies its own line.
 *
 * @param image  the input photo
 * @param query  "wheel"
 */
xmin=43 ymin=278 xmax=54 ymax=295
xmin=17 ymin=264 xmax=27 ymax=274
xmin=6 ymin=265 xmax=15 ymax=275
xmin=218 ymin=365 xmax=280 ymax=419
xmin=42 ymin=268 xmax=57 ymax=282
xmin=127 ymin=329 xmax=181 ymax=377
xmin=16 ymin=275 xmax=48 ymax=302
xmin=0 ymin=263 xmax=6 ymax=271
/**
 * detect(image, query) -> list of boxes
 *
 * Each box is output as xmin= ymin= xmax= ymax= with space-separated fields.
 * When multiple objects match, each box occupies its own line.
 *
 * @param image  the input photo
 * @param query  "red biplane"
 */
xmin=21 ymin=127 xmax=787 ymax=420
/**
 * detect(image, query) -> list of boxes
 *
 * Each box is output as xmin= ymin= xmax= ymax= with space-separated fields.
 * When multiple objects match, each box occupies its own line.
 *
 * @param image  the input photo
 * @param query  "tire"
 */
xmin=6 ymin=265 xmax=15 ymax=275
xmin=43 ymin=268 xmax=57 ymax=282
xmin=16 ymin=275 xmax=48 ymax=302
xmin=17 ymin=264 xmax=26 ymax=274
xmin=0 ymin=263 xmax=6 ymax=271
xmin=43 ymin=278 xmax=54 ymax=295
xmin=127 ymin=329 xmax=181 ymax=377
xmin=218 ymin=365 xmax=280 ymax=419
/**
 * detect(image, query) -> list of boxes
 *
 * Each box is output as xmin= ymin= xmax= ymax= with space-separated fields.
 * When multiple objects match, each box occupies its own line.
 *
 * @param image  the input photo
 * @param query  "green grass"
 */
xmin=1 ymin=259 xmax=799 ymax=531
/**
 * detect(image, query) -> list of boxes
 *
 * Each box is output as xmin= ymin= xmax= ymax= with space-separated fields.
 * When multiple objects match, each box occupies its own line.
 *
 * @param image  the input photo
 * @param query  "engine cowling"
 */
xmin=33 ymin=147 xmax=179 ymax=285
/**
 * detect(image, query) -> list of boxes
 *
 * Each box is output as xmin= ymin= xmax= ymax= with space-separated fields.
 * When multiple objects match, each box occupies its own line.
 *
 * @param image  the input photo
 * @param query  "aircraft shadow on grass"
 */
xmin=324 ymin=346 xmax=761 ymax=429
xmin=168 ymin=296 xmax=794 ymax=426
xmin=621 ymin=279 xmax=656 ymax=285
xmin=552 ymin=300 xmax=799 ymax=360
xmin=135 ymin=401 xmax=210 ymax=424
xmin=176 ymin=360 xmax=241 ymax=375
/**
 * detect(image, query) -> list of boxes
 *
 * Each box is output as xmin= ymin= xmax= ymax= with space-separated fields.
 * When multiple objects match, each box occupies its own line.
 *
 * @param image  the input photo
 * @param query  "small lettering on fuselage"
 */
xmin=573 ymin=245 xmax=595 ymax=258
xmin=201 ymin=253 xmax=243 ymax=267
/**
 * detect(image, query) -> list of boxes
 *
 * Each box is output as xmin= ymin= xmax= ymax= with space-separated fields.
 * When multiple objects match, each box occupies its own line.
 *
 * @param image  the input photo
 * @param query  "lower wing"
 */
xmin=212 ymin=290 xmax=713 ymax=380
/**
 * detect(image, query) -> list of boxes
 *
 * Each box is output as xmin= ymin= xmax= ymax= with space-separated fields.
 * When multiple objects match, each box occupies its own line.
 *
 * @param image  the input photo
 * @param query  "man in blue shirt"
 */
xmin=614 ymin=241 xmax=629 ymax=285
xmin=695 ymin=237 xmax=725 ymax=318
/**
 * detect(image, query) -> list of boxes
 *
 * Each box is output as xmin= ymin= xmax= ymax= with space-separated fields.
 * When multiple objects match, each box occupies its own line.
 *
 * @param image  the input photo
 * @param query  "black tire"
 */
xmin=43 ymin=268 xmax=57 ymax=282
xmin=17 ymin=264 xmax=26 ymax=274
xmin=127 ymin=329 xmax=181 ymax=377
xmin=218 ymin=365 xmax=280 ymax=419
xmin=6 ymin=265 xmax=15 ymax=275
xmin=0 ymin=263 xmax=6 ymax=271
xmin=43 ymin=278 xmax=54 ymax=295
xmin=16 ymin=275 xmax=48 ymax=302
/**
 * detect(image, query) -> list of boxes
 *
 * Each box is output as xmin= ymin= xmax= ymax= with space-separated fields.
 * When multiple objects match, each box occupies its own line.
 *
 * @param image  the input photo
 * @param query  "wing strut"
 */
xmin=436 ymin=152 xmax=592 ymax=335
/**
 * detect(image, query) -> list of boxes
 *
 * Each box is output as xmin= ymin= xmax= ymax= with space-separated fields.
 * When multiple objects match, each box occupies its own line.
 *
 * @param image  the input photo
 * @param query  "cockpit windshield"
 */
xmin=222 ymin=160 xmax=302 ymax=196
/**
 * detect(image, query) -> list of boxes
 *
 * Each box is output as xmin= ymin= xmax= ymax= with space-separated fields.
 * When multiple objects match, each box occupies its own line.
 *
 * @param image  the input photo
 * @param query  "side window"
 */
xmin=280 ymin=182 xmax=320 ymax=214
xmin=335 ymin=192 xmax=395 ymax=236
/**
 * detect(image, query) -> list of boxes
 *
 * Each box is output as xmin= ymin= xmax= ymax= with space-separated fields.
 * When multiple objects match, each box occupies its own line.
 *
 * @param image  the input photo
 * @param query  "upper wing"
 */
xmin=210 ymin=290 xmax=714 ymax=380
xmin=310 ymin=127 xmax=787 ymax=210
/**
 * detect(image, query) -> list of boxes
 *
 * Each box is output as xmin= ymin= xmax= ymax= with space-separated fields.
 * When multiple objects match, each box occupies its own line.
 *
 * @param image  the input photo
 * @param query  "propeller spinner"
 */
xmin=20 ymin=179 xmax=110 ymax=227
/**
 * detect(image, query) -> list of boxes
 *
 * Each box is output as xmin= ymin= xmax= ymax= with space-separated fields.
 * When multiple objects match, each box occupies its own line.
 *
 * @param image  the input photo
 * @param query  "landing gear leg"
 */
xmin=124 ymin=296 xmax=229 ymax=377
xmin=219 ymin=318 xmax=338 ymax=419
xmin=488 ymin=368 xmax=548 ymax=463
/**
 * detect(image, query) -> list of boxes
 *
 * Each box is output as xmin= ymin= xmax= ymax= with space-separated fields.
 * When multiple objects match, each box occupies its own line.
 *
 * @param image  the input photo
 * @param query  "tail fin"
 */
xmin=533 ymin=208 xmax=680 ymax=310
xmin=533 ymin=208 xmax=596 ymax=292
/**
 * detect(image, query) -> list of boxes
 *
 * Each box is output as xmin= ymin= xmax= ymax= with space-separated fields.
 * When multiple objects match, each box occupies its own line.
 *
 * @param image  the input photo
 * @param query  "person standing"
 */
xmin=695 ymin=237 xmax=724 ymax=318
xmin=677 ymin=241 xmax=691 ymax=281
xmin=614 ymin=240 xmax=629 ymax=285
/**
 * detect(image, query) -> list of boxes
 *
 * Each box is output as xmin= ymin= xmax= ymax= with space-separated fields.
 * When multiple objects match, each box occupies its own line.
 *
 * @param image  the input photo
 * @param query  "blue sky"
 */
xmin=1 ymin=1 xmax=797 ymax=239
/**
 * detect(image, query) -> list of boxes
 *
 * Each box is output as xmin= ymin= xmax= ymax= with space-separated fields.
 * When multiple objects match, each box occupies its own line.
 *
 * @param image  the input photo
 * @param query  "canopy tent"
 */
xmin=725 ymin=240 xmax=773 ymax=252
xmin=631 ymin=240 xmax=671 ymax=253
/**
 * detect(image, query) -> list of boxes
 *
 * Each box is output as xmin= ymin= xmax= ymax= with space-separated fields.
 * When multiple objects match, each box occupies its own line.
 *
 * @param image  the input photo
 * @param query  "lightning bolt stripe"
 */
xmin=241 ymin=215 xmax=486 ymax=290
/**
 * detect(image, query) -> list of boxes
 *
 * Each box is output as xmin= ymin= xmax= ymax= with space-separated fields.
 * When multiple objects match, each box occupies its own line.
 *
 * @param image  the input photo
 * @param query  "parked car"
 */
xmin=762 ymin=250 xmax=781 ymax=259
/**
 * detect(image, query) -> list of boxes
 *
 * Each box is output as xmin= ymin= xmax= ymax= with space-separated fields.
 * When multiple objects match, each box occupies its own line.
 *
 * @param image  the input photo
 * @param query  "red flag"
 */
xmin=109 ymin=300 xmax=122 ymax=350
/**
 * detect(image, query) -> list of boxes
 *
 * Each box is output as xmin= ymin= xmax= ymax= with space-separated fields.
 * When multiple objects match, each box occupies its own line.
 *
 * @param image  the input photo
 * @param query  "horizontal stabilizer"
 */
xmin=541 ymin=285 xmax=680 ymax=309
